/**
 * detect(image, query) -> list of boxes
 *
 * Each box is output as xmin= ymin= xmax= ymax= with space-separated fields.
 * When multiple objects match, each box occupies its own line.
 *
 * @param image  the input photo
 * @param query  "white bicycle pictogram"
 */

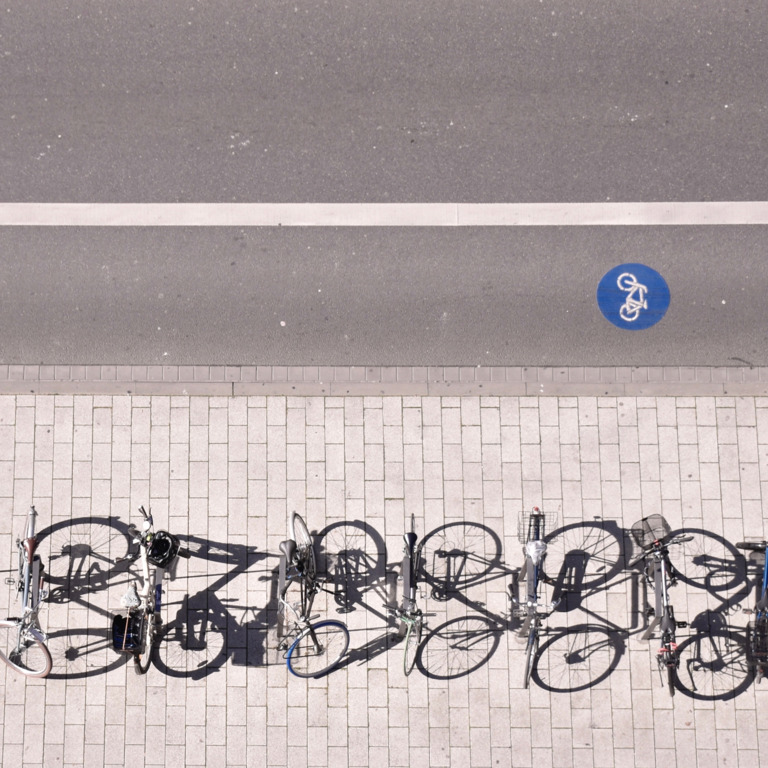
xmin=617 ymin=272 xmax=648 ymax=322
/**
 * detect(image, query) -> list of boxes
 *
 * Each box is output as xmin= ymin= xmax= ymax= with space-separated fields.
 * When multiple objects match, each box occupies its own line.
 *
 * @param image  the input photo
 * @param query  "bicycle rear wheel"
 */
xmin=523 ymin=623 xmax=538 ymax=689
xmin=291 ymin=512 xmax=316 ymax=580
xmin=0 ymin=619 xmax=53 ymax=677
xmin=286 ymin=620 xmax=349 ymax=678
xmin=403 ymin=614 xmax=423 ymax=677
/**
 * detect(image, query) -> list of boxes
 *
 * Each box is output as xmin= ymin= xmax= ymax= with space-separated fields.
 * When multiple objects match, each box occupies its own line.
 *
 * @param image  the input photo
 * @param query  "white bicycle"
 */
xmin=617 ymin=272 xmax=648 ymax=322
xmin=111 ymin=506 xmax=189 ymax=675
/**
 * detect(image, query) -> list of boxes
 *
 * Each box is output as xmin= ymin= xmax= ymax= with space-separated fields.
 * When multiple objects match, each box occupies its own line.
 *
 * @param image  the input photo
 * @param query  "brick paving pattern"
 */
xmin=1 ymin=392 xmax=767 ymax=767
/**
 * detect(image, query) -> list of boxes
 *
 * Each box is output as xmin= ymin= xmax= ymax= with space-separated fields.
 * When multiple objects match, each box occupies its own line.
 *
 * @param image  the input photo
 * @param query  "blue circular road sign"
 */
xmin=597 ymin=263 xmax=670 ymax=330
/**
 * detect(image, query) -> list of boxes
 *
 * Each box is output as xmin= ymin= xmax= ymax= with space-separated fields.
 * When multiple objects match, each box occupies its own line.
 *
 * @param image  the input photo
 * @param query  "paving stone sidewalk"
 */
xmin=1 ymin=392 xmax=767 ymax=768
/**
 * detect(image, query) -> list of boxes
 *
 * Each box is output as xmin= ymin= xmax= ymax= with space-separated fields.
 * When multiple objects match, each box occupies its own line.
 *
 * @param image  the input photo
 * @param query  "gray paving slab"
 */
xmin=2 ymin=391 xmax=768 ymax=768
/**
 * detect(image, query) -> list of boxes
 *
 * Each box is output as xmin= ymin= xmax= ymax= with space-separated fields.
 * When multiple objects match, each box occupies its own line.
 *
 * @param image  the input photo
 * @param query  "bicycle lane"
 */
xmin=0 ymin=390 xmax=767 ymax=768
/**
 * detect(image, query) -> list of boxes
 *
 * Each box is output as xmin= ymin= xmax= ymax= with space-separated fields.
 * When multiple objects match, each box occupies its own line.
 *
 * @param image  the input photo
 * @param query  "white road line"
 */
xmin=1 ymin=202 xmax=767 ymax=226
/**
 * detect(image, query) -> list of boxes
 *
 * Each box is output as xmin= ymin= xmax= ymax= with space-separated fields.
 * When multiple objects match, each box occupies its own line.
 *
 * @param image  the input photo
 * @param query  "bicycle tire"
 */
xmin=403 ymin=614 xmax=423 ymax=677
xmin=0 ymin=619 xmax=53 ymax=677
xmin=666 ymin=659 xmax=677 ymax=697
xmin=291 ymin=512 xmax=316 ymax=580
xmin=523 ymin=623 xmax=538 ymax=689
xmin=286 ymin=620 xmax=349 ymax=678
xmin=133 ymin=612 xmax=155 ymax=676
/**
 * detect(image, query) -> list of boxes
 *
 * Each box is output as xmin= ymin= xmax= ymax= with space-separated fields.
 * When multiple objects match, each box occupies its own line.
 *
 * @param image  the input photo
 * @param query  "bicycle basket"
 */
xmin=517 ymin=508 xmax=557 ymax=544
xmin=751 ymin=621 xmax=768 ymax=660
xmin=111 ymin=612 xmax=145 ymax=653
xmin=630 ymin=515 xmax=671 ymax=550
xmin=147 ymin=530 xmax=180 ymax=568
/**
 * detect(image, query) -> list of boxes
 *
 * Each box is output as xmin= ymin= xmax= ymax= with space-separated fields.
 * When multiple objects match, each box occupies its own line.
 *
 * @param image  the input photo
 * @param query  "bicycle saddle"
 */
xmin=279 ymin=539 xmax=297 ymax=564
xmin=404 ymin=531 xmax=418 ymax=551
xmin=525 ymin=540 xmax=547 ymax=566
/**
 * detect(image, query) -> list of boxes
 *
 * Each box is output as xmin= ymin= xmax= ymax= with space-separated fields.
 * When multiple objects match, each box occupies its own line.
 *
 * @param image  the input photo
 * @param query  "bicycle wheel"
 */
xmin=403 ymin=614 xmax=423 ymax=677
xmin=133 ymin=612 xmax=155 ymax=676
xmin=0 ymin=619 xmax=53 ymax=677
xmin=523 ymin=624 xmax=538 ymax=689
xmin=286 ymin=620 xmax=349 ymax=678
xmin=291 ymin=512 xmax=316 ymax=580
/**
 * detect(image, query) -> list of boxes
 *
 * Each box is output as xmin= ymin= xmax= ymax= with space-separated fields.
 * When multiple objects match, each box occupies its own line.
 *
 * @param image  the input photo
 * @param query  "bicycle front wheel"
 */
xmin=291 ymin=512 xmax=316 ymax=580
xmin=0 ymin=620 xmax=52 ymax=678
xmin=286 ymin=620 xmax=349 ymax=678
xmin=523 ymin=624 xmax=538 ymax=689
xmin=134 ymin=612 xmax=155 ymax=676
xmin=403 ymin=614 xmax=423 ymax=677
xmin=666 ymin=659 xmax=677 ymax=697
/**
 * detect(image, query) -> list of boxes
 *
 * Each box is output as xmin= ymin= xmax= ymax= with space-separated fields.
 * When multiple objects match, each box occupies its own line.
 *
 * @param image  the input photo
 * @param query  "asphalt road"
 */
xmin=1 ymin=2 xmax=767 ymax=366
xmin=1 ymin=226 xmax=765 ymax=366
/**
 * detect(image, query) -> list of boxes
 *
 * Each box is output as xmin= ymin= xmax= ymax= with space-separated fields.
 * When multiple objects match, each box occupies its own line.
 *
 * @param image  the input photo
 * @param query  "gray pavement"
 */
xmin=2 ymin=383 xmax=768 ymax=767
xmin=3 ymin=226 xmax=768 ymax=368
xmin=3 ymin=2 xmax=767 ymax=203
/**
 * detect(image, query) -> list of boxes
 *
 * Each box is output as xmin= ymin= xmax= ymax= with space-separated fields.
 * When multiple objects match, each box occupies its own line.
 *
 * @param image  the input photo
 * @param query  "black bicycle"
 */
xmin=629 ymin=514 xmax=692 ymax=697
xmin=736 ymin=537 xmax=768 ymax=684
xmin=277 ymin=512 xmax=349 ymax=677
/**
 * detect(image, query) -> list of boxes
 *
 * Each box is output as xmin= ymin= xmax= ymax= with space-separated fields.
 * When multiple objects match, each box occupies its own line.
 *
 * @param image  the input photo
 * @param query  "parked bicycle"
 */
xmin=736 ymin=537 xmax=768 ymax=684
xmin=629 ymin=514 xmax=692 ymax=697
xmin=390 ymin=515 xmax=424 ymax=676
xmin=276 ymin=512 xmax=349 ymax=677
xmin=0 ymin=506 xmax=52 ymax=677
xmin=510 ymin=507 xmax=560 ymax=688
xmin=111 ymin=506 xmax=189 ymax=675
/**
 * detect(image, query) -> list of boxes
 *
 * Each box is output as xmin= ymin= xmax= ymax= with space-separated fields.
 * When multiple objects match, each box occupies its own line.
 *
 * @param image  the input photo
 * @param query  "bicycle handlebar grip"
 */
xmin=627 ymin=552 xmax=646 ymax=568
xmin=736 ymin=541 xmax=768 ymax=552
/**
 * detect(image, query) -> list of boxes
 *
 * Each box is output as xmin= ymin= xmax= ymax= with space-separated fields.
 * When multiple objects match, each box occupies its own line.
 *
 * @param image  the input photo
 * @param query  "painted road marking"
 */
xmin=0 ymin=202 xmax=767 ymax=226
xmin=597 ymin=263 xmax=671 ymax=330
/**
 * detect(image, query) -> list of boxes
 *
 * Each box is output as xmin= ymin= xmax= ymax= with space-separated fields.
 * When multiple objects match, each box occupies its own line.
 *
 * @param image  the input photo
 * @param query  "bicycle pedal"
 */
xmin=4 ymin=577 xmax=14 ymax=586
xmin=645 ymin=608 xmax=655 ymax=618
xmin=676 ymin=621 xmax=687 ymax=628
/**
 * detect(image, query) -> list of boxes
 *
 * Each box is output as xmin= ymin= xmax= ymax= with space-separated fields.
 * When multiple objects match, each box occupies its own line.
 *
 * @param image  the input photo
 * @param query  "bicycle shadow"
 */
xmin=414 ymin=521 xmax=511 ymax=679
xmin=315 ymin=520 xmax=389 ymax=619
xmin=675 ymin=609 xmax=753 ymax=700
xmin=38 ymin=516 xmax=134 ymax=679
xmin=416 ymin=615 xmax=505 ymax=680
xmin=153 ymin=535 xmax=272 ymax=679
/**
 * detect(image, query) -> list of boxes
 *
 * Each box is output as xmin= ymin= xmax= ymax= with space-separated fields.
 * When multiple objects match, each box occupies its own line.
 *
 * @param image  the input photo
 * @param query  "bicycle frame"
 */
xmin=737 ymin=539 xmax=768 ymax=683
xmin=276 ymin=515 xmax=350 ymax=677
xmin=511 ymin=507 xmax=558 ymax=688
xmin=391 ymin=517 xmax=424 ymax=675
xmin=630 ymin=516 xmax=690 ymax=697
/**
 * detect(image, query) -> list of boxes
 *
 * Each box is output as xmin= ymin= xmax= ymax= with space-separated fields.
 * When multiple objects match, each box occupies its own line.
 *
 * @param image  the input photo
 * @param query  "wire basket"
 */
xmin=517 ymin=507 xmax=557 ymax=544
xmin=630 ymin=514 xmax=671 ymax=550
